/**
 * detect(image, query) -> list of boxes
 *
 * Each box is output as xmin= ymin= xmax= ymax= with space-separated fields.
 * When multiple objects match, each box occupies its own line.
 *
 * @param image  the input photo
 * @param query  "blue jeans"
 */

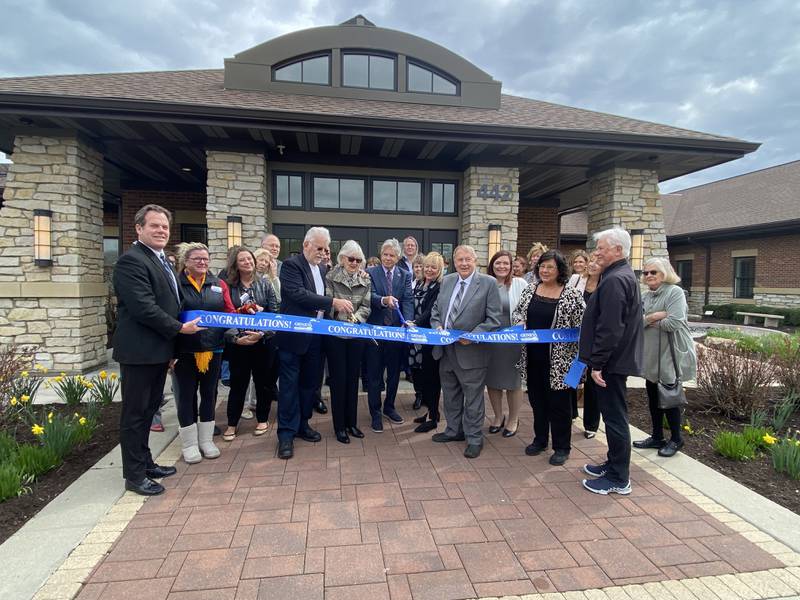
xmin=277 ymin=336 xmax=321 ymax=442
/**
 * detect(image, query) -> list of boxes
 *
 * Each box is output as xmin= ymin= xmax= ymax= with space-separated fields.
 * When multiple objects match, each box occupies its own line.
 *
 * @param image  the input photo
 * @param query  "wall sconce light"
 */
xmin=488 ymin=224 xmax=502 ymax=260
xmin=227 ymin=216 xmax=242 ymax=248
xmin=33 ymin=209 xmax=53 ymax=266
xmin=630 ymin=229 xmax=644 ymax=273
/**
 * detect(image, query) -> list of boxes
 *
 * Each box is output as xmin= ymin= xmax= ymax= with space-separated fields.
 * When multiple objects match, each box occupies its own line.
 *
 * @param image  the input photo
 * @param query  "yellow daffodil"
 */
xmin=60 ymin=372 xmax=66 ymax=377
xmin=47 ymin=411 xmax=54 ymax=424
xmin=84 ymin=382 xmax=94 ymax=389
xmin=74 ymin=413 xmax=80 ymax=418
xmin=35 ymin=363 xmax=46 ymax=372
xmin=21 ymin=395 xmax=30 ymax=403
xmin=763 ymin=433 xmax=778 ymax=446
xmin=110 ymin=373 xmax=118 ymax=380
xmin=31 ymin=424 xmax=44 ymax=436
xmin=21 ymin=370 xmax=29 ymax=378
xmin=99 ymin=371 xmax=107 ymax=380
xmin=79 ymin=417 xmax=87 ymax=426
xmin=10 ymin=398 xmax=18 ymax=406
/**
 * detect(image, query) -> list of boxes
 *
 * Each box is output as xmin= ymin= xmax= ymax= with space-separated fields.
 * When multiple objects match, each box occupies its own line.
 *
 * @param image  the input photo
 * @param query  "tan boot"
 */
xmin=179 ymin=424 xmax=202 ymax=464
xmin=197 ymin=421 xmax=221 ymax=459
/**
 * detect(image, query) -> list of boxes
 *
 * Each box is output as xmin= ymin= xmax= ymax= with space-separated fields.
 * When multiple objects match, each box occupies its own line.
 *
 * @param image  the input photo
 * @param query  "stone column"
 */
xmin=205 ymin=150 xmax=268 ymax=272
xmin=0 ymin=134 xmax=107 ymax=373
xmin=586 ymin=166 xmax=668 ymax=259
xmin=461 ymin=166 xmax=520 ymax=267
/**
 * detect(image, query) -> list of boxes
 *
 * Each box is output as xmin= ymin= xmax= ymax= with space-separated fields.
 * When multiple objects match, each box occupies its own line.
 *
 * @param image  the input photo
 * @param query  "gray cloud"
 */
xmin=2 ymin=0 xmax=798 ymax=191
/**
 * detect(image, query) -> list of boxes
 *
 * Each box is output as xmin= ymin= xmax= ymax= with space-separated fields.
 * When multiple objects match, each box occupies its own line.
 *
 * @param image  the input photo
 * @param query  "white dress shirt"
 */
xmin=444 ymin=270 xmax=476 ymax=327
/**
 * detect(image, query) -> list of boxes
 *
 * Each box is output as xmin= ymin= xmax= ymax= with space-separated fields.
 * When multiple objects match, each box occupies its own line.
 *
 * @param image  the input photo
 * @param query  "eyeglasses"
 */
xmin=346 ymin=257 xmax=363 ymax=264
xmin=188 ymin=257 xmax=210 ymax=263
xmin=643 ymin=270 xmax=659 ymax=276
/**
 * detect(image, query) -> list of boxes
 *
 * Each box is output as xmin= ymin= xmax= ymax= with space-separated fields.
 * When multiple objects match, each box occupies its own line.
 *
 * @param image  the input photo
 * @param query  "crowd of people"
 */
xmin=113 ymin=203 xmax=696 ymax=498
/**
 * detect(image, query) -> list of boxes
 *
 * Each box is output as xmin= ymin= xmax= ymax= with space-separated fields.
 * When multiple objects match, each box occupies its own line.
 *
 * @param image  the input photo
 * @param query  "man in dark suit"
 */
xmin=366 ymin=238 xmax=413 ymax=433
xmin=275 ymin=227 xmax=353 ymax=459
xmin=430 ymin=245 xmax=502 ymax=458
xmin=112 ymin=204 xmax=202 ymax=495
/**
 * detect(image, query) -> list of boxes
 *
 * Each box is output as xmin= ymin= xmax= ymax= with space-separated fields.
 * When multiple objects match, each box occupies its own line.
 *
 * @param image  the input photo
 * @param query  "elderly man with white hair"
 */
xmin=274 ymin=226 xmax=354 ymax=459
xmin=578 ymin=227 xmax=644 ymax=495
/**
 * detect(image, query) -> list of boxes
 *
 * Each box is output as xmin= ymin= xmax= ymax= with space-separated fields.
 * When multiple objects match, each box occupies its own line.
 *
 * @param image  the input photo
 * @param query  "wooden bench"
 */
xmin=736 ymin=311 xmax=785 ymax=328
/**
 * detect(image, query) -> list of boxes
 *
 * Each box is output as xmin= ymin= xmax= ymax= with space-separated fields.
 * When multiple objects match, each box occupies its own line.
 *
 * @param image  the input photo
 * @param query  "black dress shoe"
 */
xmin=658 ymin=439 xmax=684 ymax=457
xmin=145 ymin=464 xmax=177 ymax=479
xmin=525 ymin=443 xmax=547 ymax=456
xmin=278 ymin=439 xmax=293 ymax=459
xmin=314 ymin=400 xmax=328 ymax=415
xmin=413 ymin=413 xmax=428 ymax=424
xmin=502 ymin=422 xmax=519 ymax=438
xmin=335 ymin=430 xmax=350 ymax=444
xmin=413 ymin=395 xmax=423 ymax=411
xmin=488 ymin=416 xmax=506 ymax=434
xmin=346 ymin=426 xmax=365 ymax=439
xmin=464 ymin=444 xmax=482 ymax=459
xmin=298 ymin=427 xmax=322 ymax=443
xmin=431 ymin=432 xmax=465 ymax=443
xmin=125 ymin=477 xmax=165 ymax=496
xmin=633 ymin=437 xmax=666 ymax=450
xmin=415 ymin=420 xmax=438 ymax=433
xmin=549 ymin=450 xmax=570 ymax=466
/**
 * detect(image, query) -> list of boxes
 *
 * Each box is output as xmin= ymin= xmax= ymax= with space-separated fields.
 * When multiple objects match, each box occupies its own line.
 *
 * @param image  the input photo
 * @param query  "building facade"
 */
xmin=0 ymin=16 xmax=758 ymax=372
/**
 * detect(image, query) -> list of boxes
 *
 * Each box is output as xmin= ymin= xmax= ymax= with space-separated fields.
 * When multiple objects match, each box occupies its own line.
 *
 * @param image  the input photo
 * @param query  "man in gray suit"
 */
xmin=430 ymin=245 xmax=502 ymax=458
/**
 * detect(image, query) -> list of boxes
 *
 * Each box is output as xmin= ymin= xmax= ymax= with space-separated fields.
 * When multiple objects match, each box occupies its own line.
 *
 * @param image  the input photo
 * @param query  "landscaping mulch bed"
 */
xmin=626 ymin=387 xmax=800 ymax=515
xmin=0 ymin=402 xmax=122 ymax=545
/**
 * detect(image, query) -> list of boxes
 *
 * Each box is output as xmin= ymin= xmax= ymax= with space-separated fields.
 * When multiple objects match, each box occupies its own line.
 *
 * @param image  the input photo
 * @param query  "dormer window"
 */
xmin=342 ymin=53 xmax=396 ymax=90
xmin=273 ymin=54 xmax=330 ymax=85
xmin=407 ymin=61 xmax=458 ymax=95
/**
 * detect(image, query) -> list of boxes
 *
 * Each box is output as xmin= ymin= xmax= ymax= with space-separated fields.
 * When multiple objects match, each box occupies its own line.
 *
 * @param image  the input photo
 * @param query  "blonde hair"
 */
xmin=570 ymin=249 xmax=590 ymax=269
xmin=643 ymin=256 xmax=681 ymax=285
xmin=526 ymin=242 xmax=549 ymax=262
xmin=176 ymin=242 xmax=209 ymax=273
xmin=422 ymin=252 xmax=445 ymax=283
xmin=253 ymin=247 xmax=276 ymax=277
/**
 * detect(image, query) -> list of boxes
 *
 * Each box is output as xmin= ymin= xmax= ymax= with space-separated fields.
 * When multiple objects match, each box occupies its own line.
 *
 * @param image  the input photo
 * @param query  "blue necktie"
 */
xmin=159 ymin=253 xmax=179 ymax=300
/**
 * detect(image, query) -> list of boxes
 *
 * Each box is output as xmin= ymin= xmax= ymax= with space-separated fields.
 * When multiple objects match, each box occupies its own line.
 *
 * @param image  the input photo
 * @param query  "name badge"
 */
xmin=210 ymin=285 xmax=222 ymax=293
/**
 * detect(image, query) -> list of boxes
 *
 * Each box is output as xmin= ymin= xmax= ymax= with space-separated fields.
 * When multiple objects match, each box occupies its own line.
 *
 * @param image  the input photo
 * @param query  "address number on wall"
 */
xmin=478 ymin=184 xmax=512 ymax=200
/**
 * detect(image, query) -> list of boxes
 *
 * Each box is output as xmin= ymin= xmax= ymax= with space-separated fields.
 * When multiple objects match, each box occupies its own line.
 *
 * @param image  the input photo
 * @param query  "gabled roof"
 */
xmin=663 ymin=159 xmax=800 ymax=237
xmin=0 ymin=69 xmax=750 ymax=145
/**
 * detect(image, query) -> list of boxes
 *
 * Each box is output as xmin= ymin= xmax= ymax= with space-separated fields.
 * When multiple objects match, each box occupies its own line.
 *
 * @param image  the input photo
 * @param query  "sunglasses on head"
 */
xmin=643 ymin=270 xmax=659 ymax=276
xmin=346 ymin=256 xmax=363 ymax=264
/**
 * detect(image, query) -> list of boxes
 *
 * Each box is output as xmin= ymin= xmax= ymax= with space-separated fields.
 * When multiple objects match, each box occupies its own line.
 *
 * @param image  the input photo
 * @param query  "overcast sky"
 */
xmin=1 ymin=0 xmax=798 ymax=192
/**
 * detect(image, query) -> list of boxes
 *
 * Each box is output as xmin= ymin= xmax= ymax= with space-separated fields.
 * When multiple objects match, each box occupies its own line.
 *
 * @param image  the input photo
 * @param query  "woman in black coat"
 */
xmin=408 ymin=252 xmax=444 ymax=433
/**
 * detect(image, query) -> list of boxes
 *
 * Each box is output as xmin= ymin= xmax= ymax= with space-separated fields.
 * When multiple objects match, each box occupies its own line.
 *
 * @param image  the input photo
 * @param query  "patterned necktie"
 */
xmin=447 ymin=280 xmax=466 ymax=329
xmin=384 ymin=269 xmax=394 ymax=325
xmin=159 ymin=253 xmax=179 ymax=300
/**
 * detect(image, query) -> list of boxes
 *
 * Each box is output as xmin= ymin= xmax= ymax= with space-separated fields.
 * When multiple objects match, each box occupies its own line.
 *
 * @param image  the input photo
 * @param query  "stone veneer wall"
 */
xmin=586 ymin=166 xmax=667 ymax=259
xmin=0 ymin=135 xmax=107 ymax=372
xmin=205 ymin=151 xmax=268 ymax=272
xmin=460 ymin=166 xmax=519 ymax=267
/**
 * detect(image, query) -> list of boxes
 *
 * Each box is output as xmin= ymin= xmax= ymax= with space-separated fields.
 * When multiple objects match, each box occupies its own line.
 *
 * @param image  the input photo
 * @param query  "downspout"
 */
xmin=703 ymin=242 xmax=712 ymax=307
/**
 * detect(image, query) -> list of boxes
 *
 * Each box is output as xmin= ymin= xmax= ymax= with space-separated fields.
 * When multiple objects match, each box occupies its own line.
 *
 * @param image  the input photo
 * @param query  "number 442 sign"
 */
xmin=478 ymin=183 xmax=513 ymax=201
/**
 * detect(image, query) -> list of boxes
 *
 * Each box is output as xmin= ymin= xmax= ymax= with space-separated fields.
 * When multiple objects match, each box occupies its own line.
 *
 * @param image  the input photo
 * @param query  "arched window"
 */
xmin=342 ymin=53 xmax=396 ymax=90
xmin=407 ymin=61 xmax=458 ymax=95
xmin=273 ymin=54 xmax=330 ymax=85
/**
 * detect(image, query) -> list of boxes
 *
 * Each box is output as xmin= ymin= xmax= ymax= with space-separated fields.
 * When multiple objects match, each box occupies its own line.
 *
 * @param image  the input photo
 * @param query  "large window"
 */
xmin=407 ymin=62 xmax=458 ymax=95
xmin=275 ymin=173 xmax=303 ymax=208
xmin=676 ymin=260 xmax=693 ymax=291
xmin=342 ymin=53 xmax=395 ymax=90
xmin=734 ymin=257 xmax=756 ymax=299
xmin=372 ymin=180 xmax=422 ymax=213
xmin=431 ymin=181 xmax=457 ymax=214
xmin=312 ymin=176 xmax=365 ymax=210
xmin=273 ymin=55 xmax=330 ymax=85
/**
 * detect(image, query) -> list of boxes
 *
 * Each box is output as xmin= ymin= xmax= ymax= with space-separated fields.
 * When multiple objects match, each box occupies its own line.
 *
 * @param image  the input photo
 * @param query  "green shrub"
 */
xmin=0 ymin=431 xmax=18 ymax=463
xmin=771 ymin=438 xmax=800 ymax=480
xmin=14 ymin=444 xmax=60 ymax=478
xmin=703 ymin=304 xmax=800 ymax=326
xmin=713 ymin=431 xmax=756 ymax=460
xmin=0 ymin=463 xmax=24 ymax=502
xmin=741 ymin=425 xmax=773 ymax=451
xmin=49 ymin=375 xmax=90 ymax=408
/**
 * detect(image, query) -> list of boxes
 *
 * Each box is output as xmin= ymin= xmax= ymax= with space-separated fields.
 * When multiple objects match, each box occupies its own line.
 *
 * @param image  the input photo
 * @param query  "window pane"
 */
xmin=275 ymin=62 xmax=302 ymax=82
xmin=340 ymin=179 xmax=365 ymax=209
xmin=373 ymin=181 xmax=396 ymax=211
xmin=276 ymin=175 xmax=289 ymax=206
xmin=369 ymin=56 xmax=395 ymax=90
xmin=397 ymin=181 xmax=421 ymax=212
xmin=314 ymin=177 xmax=339 ymax=209
xmin=303 ymin=56 xmax=329 ymax=84
xmin=343 ymin=54 xmax=369 ymax=87
xmin=433 ymin=73 xmax=457 ymax=95
xmin=431 ymin=183 xmax=443 ymax=213
xmin=289 ymin=175 xmax=302 ymax=207
xmin=408 ymin=63 xmax=432 ymax=92
xmin=442 ymin=183 xmax=456 ymax=213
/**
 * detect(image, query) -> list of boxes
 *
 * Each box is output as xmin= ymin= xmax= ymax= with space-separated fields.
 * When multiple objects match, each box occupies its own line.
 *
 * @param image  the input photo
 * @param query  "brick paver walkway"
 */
xmin=71 ymin=394 xmax=796 ymax=600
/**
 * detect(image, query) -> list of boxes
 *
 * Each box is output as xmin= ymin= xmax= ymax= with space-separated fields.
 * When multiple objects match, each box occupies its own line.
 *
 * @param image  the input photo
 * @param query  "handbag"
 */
xmin=657 ymin=330 xmax=687 ymax=410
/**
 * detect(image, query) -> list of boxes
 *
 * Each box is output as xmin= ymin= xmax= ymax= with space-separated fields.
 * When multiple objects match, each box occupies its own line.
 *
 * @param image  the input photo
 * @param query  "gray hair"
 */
xmin=643 ymin=257 xmax=681 ymax=285
xmin=304 ymin=226 xmax=331 ymax=245
xmin=261 ymin=232 xmax=279 ymax=245
xmin=338 ymin=240 xmax=365 ymax=265
xmin=593 ymin=227 xmax=631 ymax=258
xmin=453 ymin=244 xmax=477 ymax=260
xmin=381 ymin=238 xmax=402 ymax=256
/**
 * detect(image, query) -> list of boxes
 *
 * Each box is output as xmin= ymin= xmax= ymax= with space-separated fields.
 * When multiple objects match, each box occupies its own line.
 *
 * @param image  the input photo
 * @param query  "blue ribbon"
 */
xmin=181 ymin=310 xmax=580 ymax=346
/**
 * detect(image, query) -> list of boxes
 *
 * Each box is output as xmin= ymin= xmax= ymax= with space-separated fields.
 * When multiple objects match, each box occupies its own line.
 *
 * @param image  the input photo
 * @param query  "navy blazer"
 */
xmin=274 ymin=254 xmax=333 ymax=355
xmin=367 ymin=265 xmax=413 ymax=326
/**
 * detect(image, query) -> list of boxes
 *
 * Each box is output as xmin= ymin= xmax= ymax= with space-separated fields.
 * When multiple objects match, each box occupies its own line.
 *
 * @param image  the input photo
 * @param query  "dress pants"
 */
xmin=439 ymin=346 xmax=486 ymax=446
xmin=366 ymin=340 xmax=403 ymax=417
xmin=324 ymin=336 xmax=365 ymax=431
xmin=582 ymin=377 xmax=601 ymax=432
xmin=417 ymin=347 xmax=441 ymax=421
xmin=527 ymin=358 xmax=572 ymax=451
xmin=645 ymin=379 xmax=682 ymax=443
xmin=119 ymin=362 xmax=169 ymax=482
xmin=277 ymin=336 xmax=321 ymax=443
xmin=227 ymin=341 xmax=277 ymax=427
xmin=596 ymin=372 xmax=631 ymax=484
